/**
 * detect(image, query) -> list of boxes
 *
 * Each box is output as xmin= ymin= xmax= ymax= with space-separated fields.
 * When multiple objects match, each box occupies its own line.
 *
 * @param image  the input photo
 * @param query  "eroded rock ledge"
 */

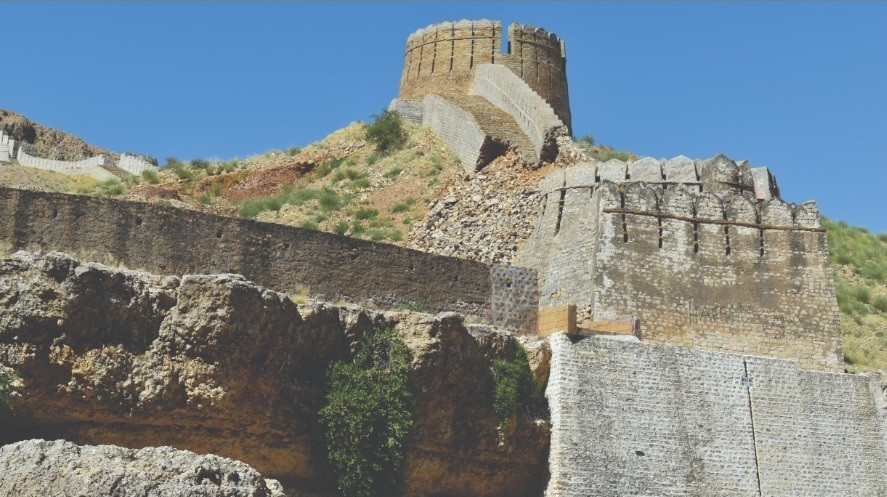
xmin=0 ymin=251 xmax=550 ymax=497
xmin=0 ymin=439 xmax=285 ymax=497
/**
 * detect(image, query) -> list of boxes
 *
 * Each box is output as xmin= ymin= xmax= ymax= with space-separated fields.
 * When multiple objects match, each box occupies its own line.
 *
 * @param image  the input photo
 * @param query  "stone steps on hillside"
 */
xmin=448 ymin=95 xmax=539 ymax=164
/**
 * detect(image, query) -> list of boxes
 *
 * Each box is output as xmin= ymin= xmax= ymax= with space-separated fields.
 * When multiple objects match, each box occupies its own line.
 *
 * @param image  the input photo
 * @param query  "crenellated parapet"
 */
xmin=516 ymin=155 xmax=841 ymax=371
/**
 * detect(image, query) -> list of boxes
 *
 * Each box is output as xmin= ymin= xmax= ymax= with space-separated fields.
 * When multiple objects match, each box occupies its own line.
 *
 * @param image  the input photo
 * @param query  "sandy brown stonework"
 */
xmin=517 ymin=157 xmax=841 ymax=371
xmin=0 ymin=251 xmax=549 ymax=497
xmin=0 ymin=186 xmax=495 ymax=317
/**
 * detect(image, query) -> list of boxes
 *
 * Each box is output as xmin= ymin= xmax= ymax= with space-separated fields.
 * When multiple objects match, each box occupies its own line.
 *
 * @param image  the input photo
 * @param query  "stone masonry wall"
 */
xmin=418 ymin=95 xmax=489 ymax=172
xmin=546 ymin=334 xmax=887 ymax=497
xmin=0 ymin=187 xmax=495 ymax=317
xmin=473 ymin=64 xmax=568 ymax=163
xmin=0 ymin=131 xmax=16 ymax=163
xmin=398 ymin=20 xmax=571 ymax=130
xmin=117 ymin=153 xmax=158 ymax=175
xmin=15 ymin=147 xmax=116 ymax=181
xmin=517 ymin=156 xmax=841 ymax=371
xmin=499 ymin=23 xmax=571 ymax=130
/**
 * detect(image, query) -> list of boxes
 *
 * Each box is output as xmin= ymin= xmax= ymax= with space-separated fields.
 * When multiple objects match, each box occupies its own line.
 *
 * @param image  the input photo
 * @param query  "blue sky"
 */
xmin=1 ymin=2 xmax=885 ymax=232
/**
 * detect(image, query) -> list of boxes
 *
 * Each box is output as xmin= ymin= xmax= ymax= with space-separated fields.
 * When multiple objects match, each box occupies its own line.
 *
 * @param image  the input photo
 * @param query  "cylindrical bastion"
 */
xmin=398 ymin=20 xmax=571 ymax=130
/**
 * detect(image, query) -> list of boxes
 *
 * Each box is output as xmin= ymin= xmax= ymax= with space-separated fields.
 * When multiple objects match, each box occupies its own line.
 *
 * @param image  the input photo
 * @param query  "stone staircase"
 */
xmin=448 ymin=94 xmax=539 ymax=164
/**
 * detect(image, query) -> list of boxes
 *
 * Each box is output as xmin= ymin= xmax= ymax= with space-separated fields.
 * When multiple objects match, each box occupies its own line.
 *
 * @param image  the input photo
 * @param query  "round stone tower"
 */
xmin=398 ymin=20 xmax=571 ymax=130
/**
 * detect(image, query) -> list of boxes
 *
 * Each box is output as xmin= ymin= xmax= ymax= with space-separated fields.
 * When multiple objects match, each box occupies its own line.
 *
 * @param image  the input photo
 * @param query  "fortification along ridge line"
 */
xmin=0 ymin=186 xmax=540 ymax=331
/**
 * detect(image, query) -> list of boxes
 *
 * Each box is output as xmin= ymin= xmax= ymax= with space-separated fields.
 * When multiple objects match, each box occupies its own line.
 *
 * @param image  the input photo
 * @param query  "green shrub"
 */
xmin=318 ymin=190 xmax=342 ymax=212
xmin=319 ymin=327 xmax=413 ymax=497
xmin=575 ymin=134 xmax=595 ymax=146
xmin=491 ymin=344 xmax=542 ymax=423
xmin=94 ymin=179 xmax=124 ymax=196
xmin=0 ymin=368 xmax=17 ymax=418
xmin=300 ymin=220 xmax=319 ymax=230
xmin=332 ymin=167 xmax=366 ymax=183
xmin=391 ymin=198 xmax=415 ymax=214
xmin=199 ymin=192 xmax=212 ymax=205
xmin=141 ymin=169 xmax=160 ymax=184
xmin=851 ymin=285 xmax=871 ymax=304
xmin=384 ymin=167 xmax=403 ymax=179
xmin=350 ymin=178 xmax=371 ymax=190
xmin=354 ymin=208 xmax=379 ymax=220
xmin=287 ymin=146 xmax=301 ymax=156
xmin=164 ymin=157 xmax=183 ymax=168
xmin=314 ymin=157 xmax=347 ymax=179
xmin=367 ymin=229 xmax=387 ymax=241
xmin=190 ymin=159 xmax=210 ymax=170
xmin=873 ymin=295 xmax=887 ymax=313
xmin=334 ymin=221 xmax=350 ymax=235
xmin=365 ymin=109 xmax=407 ymax=154
xmin=351 ymin=221 xmax=365 ymax=237
xmin=172 ymin=167 xmax=195 ymax=181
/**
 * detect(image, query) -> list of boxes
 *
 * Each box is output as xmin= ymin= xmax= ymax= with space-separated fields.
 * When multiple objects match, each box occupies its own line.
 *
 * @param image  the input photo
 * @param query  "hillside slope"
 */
xmin=0 ymin=115 xmax=883 ymax=372
xmin=823 ymin=219 xmax=887 ymax=372
xmin=0 ymin=109 xmax=113 ymax=160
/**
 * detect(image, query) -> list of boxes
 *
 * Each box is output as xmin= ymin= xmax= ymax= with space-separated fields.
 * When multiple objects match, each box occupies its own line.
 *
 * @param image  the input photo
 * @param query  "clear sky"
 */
xmin=1 ymin=2 xmax=885 ymax=232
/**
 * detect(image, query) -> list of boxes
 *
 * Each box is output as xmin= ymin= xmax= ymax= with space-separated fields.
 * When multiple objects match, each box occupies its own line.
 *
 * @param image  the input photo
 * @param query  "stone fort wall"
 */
xmin=546 ymin=333 xmax=887 ymax=497
xmin=516 ymin=155 xmax=841 ymax=371
xmin=15 ymin=147 xmax=117 ymax=182
xmin=0 ymin=187 xmax=501 ymax=318
xmin=399 ymin=20 xmax=571 ymax=130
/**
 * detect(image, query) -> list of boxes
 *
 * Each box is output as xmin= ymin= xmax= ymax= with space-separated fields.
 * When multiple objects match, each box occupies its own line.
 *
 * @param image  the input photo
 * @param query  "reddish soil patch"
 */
xmin=193 ymin=174 xmax=242 ymax=196
xmin=223 ymin=161 xmax=315 ymax=202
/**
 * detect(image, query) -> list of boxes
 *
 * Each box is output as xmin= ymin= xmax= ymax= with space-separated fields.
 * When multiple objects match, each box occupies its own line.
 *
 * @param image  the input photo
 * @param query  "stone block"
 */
xmin=663 ymin=155 xmax=697 ymax=183
xmin=538 ymin=304 xmax=576 ymax=337
xmin=578 ymin=316 xmax=641 ymax=339
xmin=628 ymin=157 xmax=662 ymax=182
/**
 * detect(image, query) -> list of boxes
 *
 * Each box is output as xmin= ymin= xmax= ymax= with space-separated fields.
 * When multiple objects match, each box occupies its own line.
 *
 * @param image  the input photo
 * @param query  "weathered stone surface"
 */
xmin=516 ymin=155 xmax=841 ymax=371
xmin=0 ymin=186 xmax=493 ymax=318
xmin=399 ymin=20 xmax=570 ymax=130
xmin=0 ymin=251 xmax=548 ymax=497
xmin=0 ymin=439 xmax=285 ymax=497
xmin=546 ymin=333 xmax=887 ymax=497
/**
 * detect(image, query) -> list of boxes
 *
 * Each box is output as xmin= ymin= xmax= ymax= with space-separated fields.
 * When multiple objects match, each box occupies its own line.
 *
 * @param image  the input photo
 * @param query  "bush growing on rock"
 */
xmin=491 ymin=343 xmax=542 ymax=423
xmin=0 ymin=367 xmax=18 ymax=418
xmin=319 ymin=327 xmax=413 ymax=497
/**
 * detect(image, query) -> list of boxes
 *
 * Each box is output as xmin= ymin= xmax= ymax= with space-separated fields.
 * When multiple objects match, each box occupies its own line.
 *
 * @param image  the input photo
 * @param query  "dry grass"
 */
xmin=0 ymin=164 xmax=102 ymax=193
xmin=62 ymin=119 xmax=461 ymax=245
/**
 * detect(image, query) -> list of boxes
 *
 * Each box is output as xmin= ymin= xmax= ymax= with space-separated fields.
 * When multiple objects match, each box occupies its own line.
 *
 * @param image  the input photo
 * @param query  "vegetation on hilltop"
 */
xmin=824 ymin=218 xmax=887 ymax=372
xmin=1 ymin=114 xmax=884 ymax=373
xmin=573 ymin=134 xmax=638 ymax=163
xmin=34 ymin=114 xmax=463 ymax=244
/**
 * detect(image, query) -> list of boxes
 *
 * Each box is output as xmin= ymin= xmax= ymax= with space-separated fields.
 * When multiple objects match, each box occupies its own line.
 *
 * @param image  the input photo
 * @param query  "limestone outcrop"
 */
xmin=0 ymin=251 xmax=549 ymax=497
xmin=0 ymin=439 xmax=286 ymax=497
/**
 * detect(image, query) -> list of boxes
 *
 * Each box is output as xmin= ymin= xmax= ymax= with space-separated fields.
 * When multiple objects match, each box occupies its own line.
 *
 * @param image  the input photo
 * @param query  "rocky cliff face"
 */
xmin=0 ymin=251 xmax=549 ymax=497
